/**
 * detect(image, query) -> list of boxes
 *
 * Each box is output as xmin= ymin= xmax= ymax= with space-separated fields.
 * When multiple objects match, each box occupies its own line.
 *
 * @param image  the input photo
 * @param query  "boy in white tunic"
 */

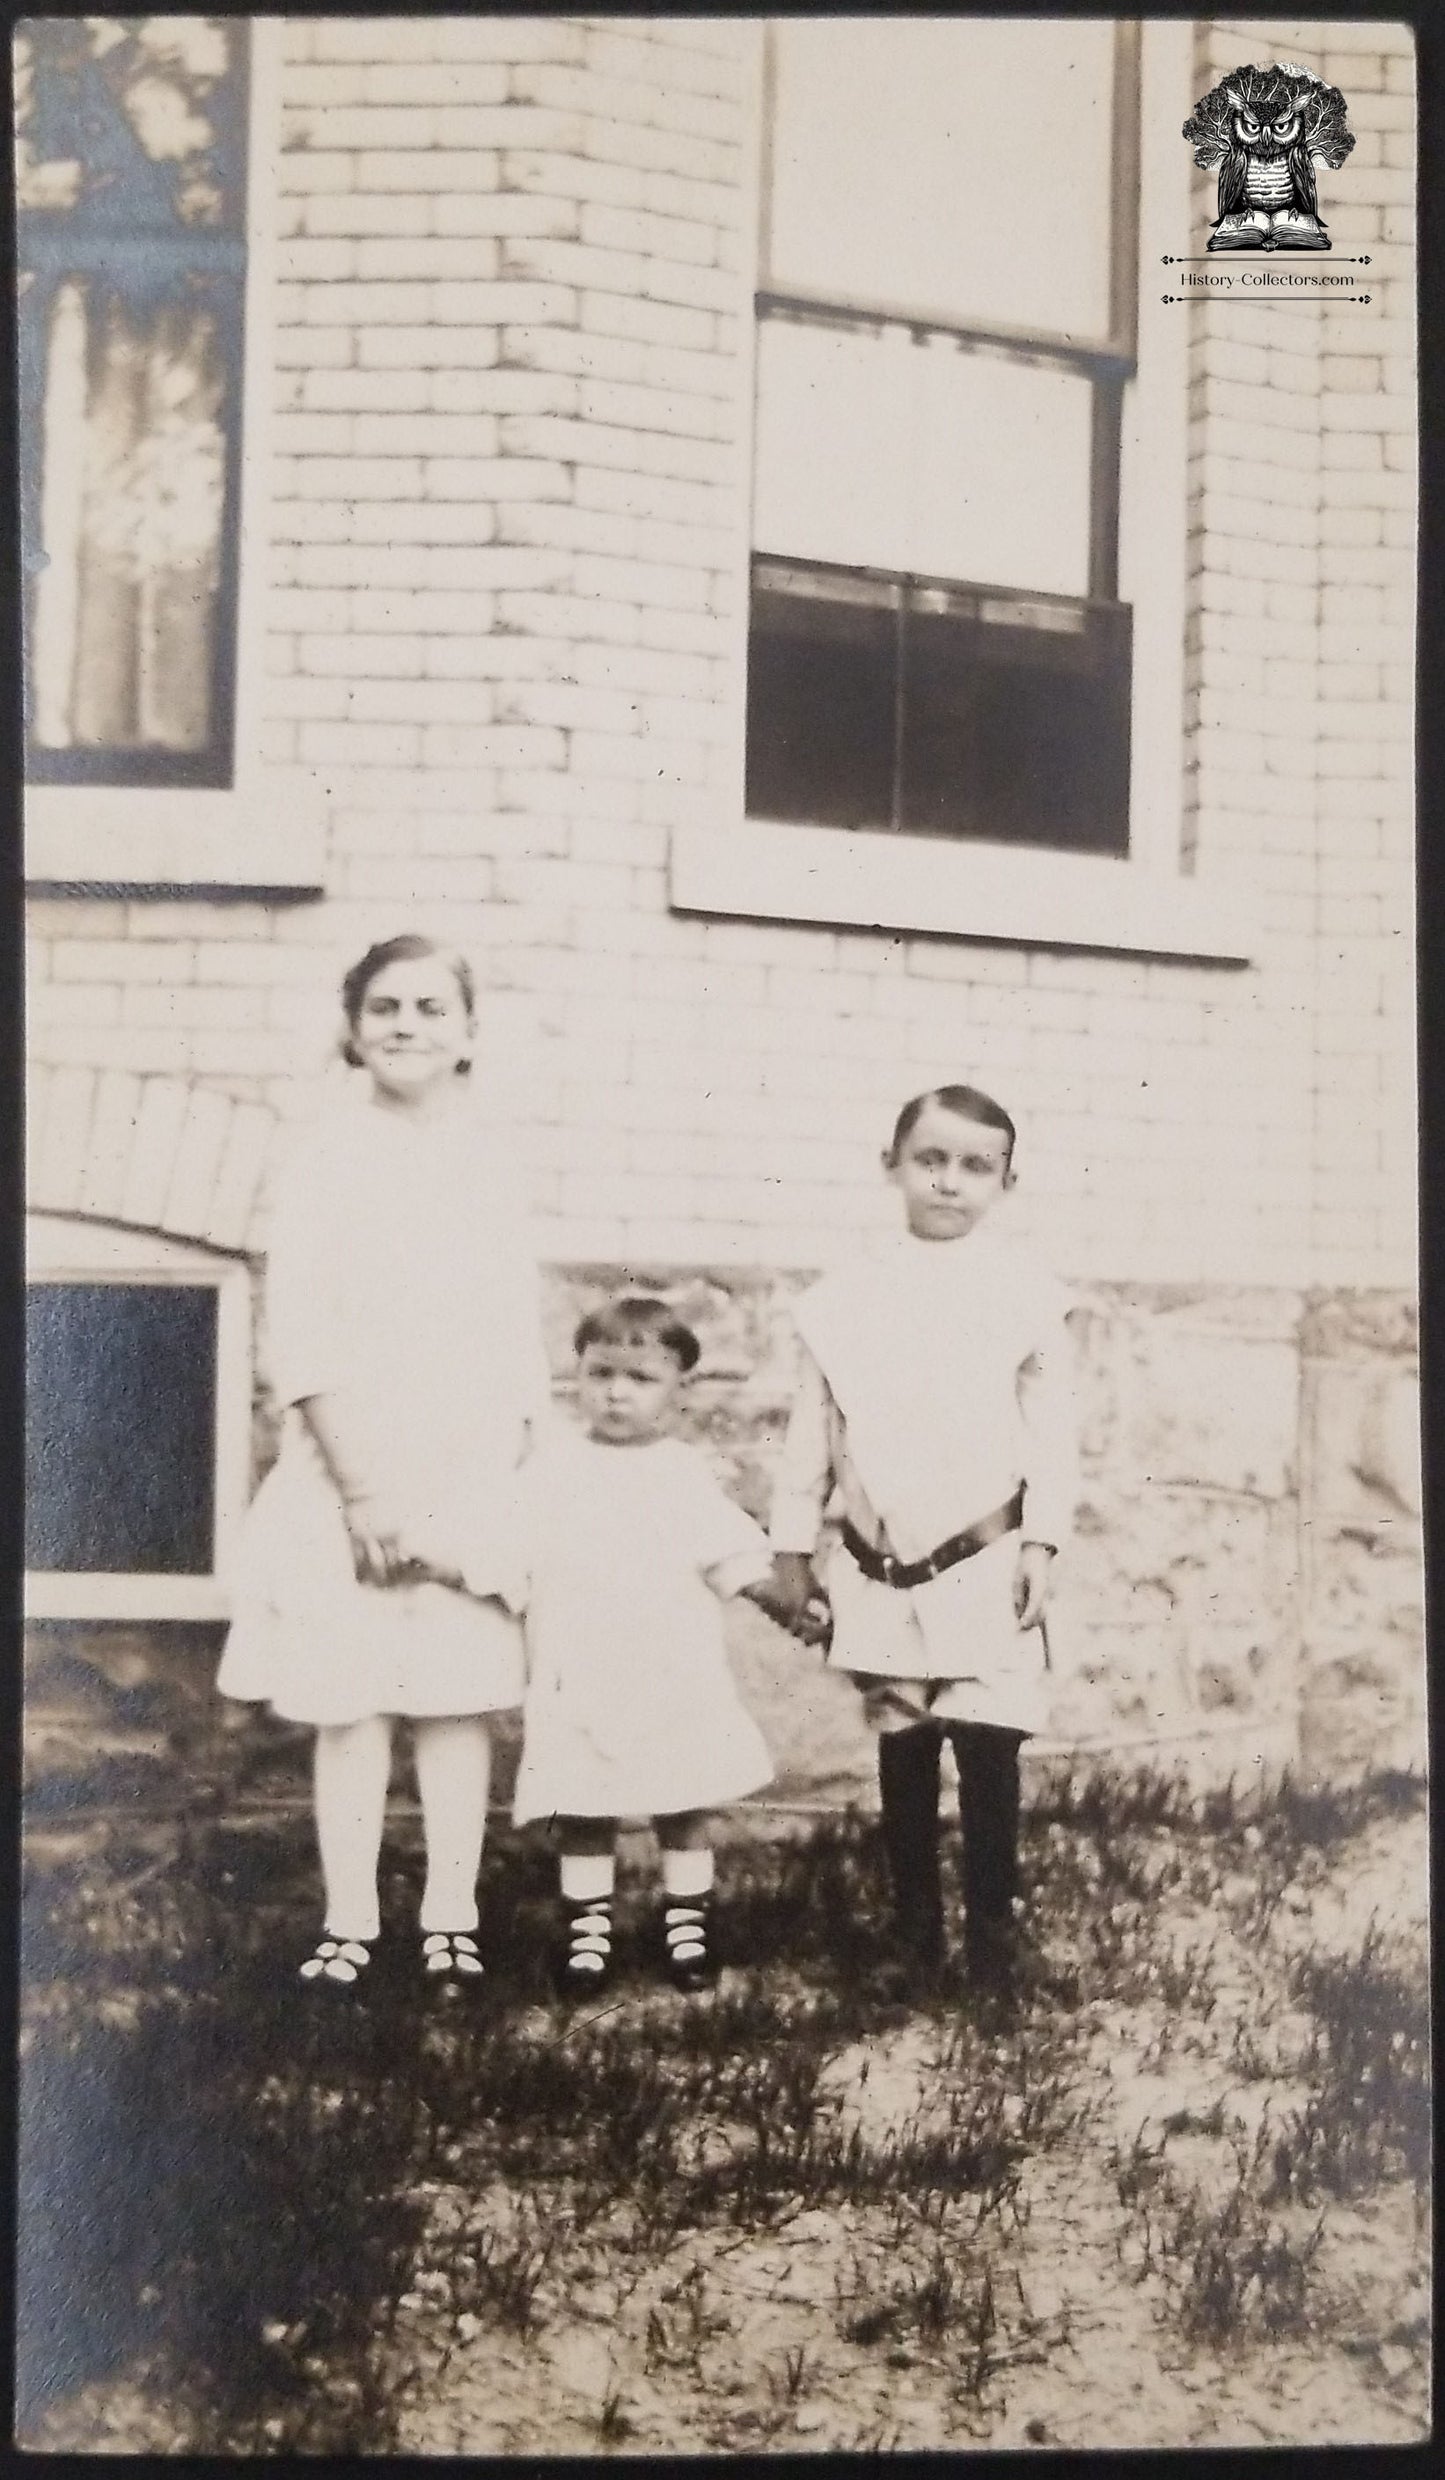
xmin=769 ymin=1086 xmax=1078 ymax=1996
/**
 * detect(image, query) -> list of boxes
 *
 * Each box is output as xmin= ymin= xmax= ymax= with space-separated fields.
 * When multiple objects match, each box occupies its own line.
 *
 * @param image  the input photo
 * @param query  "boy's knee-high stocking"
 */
xmin=950 ymin=1722 xmax=1024 ymax=1983
xmin=314 ymin=1715 xmax=393 ymax=1944
xmin=413 ymin=1715 xmax=491 ymax=1933
xmin=877 ymin=1723 xmax=945 ymax=1961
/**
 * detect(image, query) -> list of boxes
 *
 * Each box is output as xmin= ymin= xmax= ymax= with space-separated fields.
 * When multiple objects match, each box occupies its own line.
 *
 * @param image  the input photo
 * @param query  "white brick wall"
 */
xmin=25 ymin=16 xmax=1416 ymax=1297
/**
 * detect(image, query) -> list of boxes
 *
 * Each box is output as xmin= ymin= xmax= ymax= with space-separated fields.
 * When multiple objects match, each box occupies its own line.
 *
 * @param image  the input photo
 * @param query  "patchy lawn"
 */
xmin=19 ymin=1767 xmax=1430 ymax=2454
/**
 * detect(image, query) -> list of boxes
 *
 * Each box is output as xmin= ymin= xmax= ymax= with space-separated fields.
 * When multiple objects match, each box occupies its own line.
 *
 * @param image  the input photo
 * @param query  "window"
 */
xmin=671 ymin=20 xmax=1250 ymax=961
xmin=24 ymin=1216 xmax=252 ymax=1620
xmin=18 ymin=17 xmax=325 ymax=889
xmin=747 ymin=17 xmax=1136 ymax=855
xmin=17 ymin=16 xmax=249 ymax=790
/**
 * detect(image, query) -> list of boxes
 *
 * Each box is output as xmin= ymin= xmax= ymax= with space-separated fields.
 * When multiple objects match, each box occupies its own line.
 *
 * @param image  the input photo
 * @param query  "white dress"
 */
xmin=770 ymin=1227 xmax=1078 ymax=1736
xmin=217 ymin=1087 xmax=550 ymax=1728
xmin=507 ymin=1428 xmax=776 ymax=1823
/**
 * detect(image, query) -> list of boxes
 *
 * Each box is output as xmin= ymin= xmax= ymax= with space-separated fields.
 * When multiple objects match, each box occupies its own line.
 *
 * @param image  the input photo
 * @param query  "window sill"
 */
xmin=24 ymin=771 xmax=328 ymax=893
xmin=670 ymin=820 xmax=1255 ymax=965
xmin=26 ymin=1572 xmax=231 ymax=1622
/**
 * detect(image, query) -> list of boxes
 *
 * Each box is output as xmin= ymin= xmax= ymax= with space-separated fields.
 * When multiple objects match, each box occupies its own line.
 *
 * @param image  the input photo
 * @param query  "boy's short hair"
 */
xmin=886 ymin=1083 xmax=1017 ymax=1168
xmin=574 ymin=1294 xmax=701 ymax=1373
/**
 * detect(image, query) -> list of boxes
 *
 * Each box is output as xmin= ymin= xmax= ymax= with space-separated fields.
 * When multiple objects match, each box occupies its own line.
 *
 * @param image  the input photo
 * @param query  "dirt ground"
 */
xmin=388 ymin=1798 xmax=1431 ymax=2456
xmin=23 ymin=1778 xmax=1430 ymax=2458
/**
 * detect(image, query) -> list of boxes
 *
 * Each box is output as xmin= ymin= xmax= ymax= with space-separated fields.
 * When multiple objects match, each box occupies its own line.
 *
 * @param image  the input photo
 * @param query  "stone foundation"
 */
xmin=24 ymin=1261 xmax=1424 ymax=1809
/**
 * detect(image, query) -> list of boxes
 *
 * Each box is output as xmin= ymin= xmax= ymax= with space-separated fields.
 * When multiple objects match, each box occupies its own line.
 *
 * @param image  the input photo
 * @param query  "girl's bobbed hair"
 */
xmin=573 ymin=1294 xmax=701 ymax=1373
xmin=339 ymin=934 xmax=477 ymax=1072
xmin=885 ymin=1083 xmax=1017 ymax=1168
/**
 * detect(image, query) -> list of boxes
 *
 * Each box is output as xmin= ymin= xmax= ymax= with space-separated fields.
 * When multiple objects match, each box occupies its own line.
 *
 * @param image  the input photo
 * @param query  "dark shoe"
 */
xmin=422 ymin=1930 xmax=485 ymax=1990
xmin=965 ymin=1915 xmax=1021 ymax=2007
xmin=869 ymin=1947 xmax=945 ymax=2006
xmin=559 ymin=1897 xmax=614 ymax=1997
xmin=662 ymin=1898 xmax=714 ymax=1991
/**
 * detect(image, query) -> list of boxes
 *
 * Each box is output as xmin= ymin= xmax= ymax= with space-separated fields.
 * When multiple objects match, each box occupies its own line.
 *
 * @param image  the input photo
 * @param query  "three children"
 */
xmin=220 ymin=956 xmax=1075 ymax=2005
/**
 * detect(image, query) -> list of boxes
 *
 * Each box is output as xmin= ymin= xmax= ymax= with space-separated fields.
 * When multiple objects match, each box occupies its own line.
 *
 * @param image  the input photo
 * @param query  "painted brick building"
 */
xmin=22 ymin=16 xmax=1421 ymax=1799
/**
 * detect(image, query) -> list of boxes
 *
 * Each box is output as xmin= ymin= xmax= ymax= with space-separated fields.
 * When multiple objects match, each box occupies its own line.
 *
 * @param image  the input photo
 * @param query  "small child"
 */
xmin=769 ymin=1084 xmax=1078 ymax=1998
xmin=490 ymin=1297 xmax=793 ymax=1994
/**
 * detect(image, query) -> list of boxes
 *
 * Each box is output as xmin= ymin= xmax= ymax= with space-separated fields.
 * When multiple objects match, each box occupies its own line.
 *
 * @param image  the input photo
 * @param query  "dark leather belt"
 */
xmin=841 ymin=1488 xmax=1024 ymax=1589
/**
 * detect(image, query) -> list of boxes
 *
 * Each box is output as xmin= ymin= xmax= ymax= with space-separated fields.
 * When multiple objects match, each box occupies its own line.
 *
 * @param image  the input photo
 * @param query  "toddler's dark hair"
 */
xmin=886 ymin=1083 xmax=1017 ymax=1168
xmin=574 ymin=1295 xmax=701 ymax=1373
xmin=340 ymin=934 xmax=476 ymax=1071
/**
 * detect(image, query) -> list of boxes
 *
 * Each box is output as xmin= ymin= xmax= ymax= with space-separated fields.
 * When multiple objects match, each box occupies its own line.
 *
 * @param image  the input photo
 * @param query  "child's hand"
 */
xmin=1013 ymin=1541 xmax=1057 ymax=1629
xmin=342 ymin=1493 xmax=412 ymax=1586
xmin=763 ymin=1553 xmax=833 ymax=1648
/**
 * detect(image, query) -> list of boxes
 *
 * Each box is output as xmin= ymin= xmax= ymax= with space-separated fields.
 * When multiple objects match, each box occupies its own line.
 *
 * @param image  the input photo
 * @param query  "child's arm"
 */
xmin=740 ymin=1572 xmax=833 ymax=1648
xmin=767 ymin=1341 xmax=837 ymax=1634
xmin=298 ymin=1395 xmax=420 ymax=1586
xmin=1015 ymin=1300 xmax=1080 ymax=1630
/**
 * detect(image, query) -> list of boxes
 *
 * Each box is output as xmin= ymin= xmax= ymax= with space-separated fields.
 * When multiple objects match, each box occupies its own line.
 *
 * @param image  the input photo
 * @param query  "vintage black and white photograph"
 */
xmin=18 ymin=9 xmax=1428 ymax=2455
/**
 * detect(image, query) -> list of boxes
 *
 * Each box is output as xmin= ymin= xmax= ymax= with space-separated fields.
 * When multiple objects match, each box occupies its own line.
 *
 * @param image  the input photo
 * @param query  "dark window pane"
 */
xmin=746 ymin=565 xmax=896 ymax=829
xmin=746 ymin=563 xmax=1133 ymax=854
xmin=25 ymin=1284 xmax=218 ymax=1574
xmin=901 ymin=592 xmax=1132 ymax=854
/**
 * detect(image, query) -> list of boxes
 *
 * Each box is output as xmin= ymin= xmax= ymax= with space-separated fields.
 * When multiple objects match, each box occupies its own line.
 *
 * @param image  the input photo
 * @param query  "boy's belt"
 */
xmin=841 ymin=1489 xmax=1024 ymax=1589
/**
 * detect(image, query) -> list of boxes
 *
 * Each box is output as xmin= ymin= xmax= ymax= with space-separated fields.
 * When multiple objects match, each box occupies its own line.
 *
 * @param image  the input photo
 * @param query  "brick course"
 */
xmin=23 ymin=18 xmax=1418 ymax=1766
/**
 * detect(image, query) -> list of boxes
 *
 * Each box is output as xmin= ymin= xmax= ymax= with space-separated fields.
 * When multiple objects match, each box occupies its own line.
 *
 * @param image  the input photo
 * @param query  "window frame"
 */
xmin=24 ymin=1213 xmax=253 ymax=1621
xmin=21 ymin=18 xmax=326 ymax=893
xmin=672 ymin=18 xmax=1255 ymax=965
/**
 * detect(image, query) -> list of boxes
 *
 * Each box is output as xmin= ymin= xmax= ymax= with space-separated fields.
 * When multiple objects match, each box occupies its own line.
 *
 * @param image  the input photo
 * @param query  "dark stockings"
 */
xmin=877 ymin=1720 xmax=1024 ymax=1980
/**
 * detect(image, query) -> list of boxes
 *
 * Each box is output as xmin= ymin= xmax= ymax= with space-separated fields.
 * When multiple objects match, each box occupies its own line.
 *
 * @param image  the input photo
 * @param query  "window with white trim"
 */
xmin=672 ymin=18 xmax=1250 ymax=963
xmin=17 ymin=15 xmax=324 ymax=889
xmin=25 ymin=1216 xmax=252 ymax=1621
xmin=749 ymin=16 xmax=1136 ymax=855
xmin=17 ymin=15 xmax=248 ymax=789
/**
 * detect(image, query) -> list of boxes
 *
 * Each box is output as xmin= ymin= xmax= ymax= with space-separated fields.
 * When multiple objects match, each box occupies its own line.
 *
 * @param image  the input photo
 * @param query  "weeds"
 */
xmin=1268 ymin=1927 xmax=1431 ymax=2204
xmin=595 ymin=2380 xmax=633 ymax=2445
xmin=20 ymin=1762 xmax=1429 ymax=2450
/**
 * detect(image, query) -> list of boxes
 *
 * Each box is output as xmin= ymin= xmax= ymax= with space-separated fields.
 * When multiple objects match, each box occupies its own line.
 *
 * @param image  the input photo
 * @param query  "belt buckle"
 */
xmin=878 ymin=1547 xmax=899 ymax=1585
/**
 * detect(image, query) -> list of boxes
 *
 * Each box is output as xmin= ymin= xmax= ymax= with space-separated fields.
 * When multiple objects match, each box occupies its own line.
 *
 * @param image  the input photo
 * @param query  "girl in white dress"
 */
xmin=217 ymin=936 xmax=550 ymax=1992
xmin=769 ymin=1085 xmax=1078 ymax=1998
xmin=492 ymin=1296 xmax=789 ymax=1994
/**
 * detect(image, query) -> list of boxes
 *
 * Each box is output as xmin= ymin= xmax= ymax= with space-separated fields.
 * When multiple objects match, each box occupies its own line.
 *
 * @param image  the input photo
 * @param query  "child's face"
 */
xmin=885 ymin=1101 xmax=1015 ymax=1240
xmin=577 ymin=1340 xmax=685 ymax=1444
xmin=349 ymin=954 xmax=472 ymax=1102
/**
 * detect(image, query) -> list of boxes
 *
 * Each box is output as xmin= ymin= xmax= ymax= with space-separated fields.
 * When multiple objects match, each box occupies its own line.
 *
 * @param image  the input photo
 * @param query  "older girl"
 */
xmin=218 ymin=935 xmax=550 ymax=1991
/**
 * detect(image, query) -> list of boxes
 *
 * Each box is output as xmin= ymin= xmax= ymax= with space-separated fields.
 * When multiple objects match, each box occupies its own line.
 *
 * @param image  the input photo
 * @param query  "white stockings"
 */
xmin=313 ymin=1713 xmax=492 ymax=1943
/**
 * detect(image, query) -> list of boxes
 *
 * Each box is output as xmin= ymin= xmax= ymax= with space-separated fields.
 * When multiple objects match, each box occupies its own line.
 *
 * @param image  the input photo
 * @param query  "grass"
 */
xmin=18 ymin=1763 xmax=1431 ymax=2450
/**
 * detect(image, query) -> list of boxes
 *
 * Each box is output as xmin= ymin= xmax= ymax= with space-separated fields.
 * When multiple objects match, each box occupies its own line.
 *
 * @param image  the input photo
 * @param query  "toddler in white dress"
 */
xmin=479 ymin=1297 xmax=793 ymax=1993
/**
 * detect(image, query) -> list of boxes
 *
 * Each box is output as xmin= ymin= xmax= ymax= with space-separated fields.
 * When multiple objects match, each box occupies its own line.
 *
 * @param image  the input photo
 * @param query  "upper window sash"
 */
xmin=756 ymin=22 xmax=1140 ymax=607
xmin=760 ymin=19 xmax=1140 ymax=366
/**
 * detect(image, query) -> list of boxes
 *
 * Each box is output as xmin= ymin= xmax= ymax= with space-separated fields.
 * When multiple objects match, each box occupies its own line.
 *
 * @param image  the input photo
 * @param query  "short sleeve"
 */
xmin=675 ymin=1450 xmax=774 ymax=1599
xmin=469 ymin=1120 xmax=554 ymax=1429
xmin=1015 ymin=1261 xmax=1079 ymax=1550
xmin=260 ymin=1123 xmax=349 ymax=1408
